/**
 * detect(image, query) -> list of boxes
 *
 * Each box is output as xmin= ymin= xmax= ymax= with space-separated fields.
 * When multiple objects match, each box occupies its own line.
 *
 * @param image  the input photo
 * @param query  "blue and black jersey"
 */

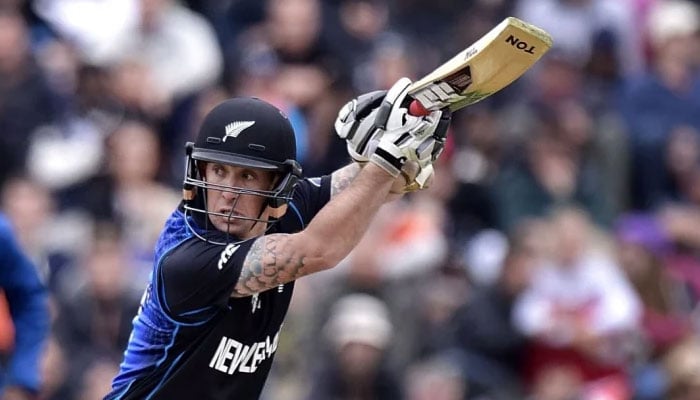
xmin=106 ymin=176 xmax=331 ymax=400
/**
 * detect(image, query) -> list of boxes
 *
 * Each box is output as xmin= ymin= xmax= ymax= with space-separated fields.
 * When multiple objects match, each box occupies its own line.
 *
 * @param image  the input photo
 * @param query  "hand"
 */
xmin=335 ymin=77 xmax=446 ymax=164
xmin=370 ymin=102 xmax=451 ymax=179
xmin=335 ymin=89 xmax=388 ymax=163
xmin=336 ymin=77 xmax=451 ymax=188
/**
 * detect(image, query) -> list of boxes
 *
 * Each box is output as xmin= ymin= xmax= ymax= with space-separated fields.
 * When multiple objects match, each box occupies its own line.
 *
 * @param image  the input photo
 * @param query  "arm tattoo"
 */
xmin=331 ymin=163 xmax=361 ymax=197
xmin=232 ymin=235 xmax=308 ymax=297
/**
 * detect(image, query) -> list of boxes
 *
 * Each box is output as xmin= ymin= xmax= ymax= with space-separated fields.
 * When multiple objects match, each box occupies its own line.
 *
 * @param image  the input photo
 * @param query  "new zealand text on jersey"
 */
xmin=208 ymin=330 xmax=280 ymax=375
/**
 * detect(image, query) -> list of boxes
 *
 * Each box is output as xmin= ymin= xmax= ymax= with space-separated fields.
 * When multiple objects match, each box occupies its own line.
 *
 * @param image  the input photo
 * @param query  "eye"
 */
xmin=241 ymin=171 xmax=256 ymax=181
xmin=211 ymin=164 xmax=226 ymax=177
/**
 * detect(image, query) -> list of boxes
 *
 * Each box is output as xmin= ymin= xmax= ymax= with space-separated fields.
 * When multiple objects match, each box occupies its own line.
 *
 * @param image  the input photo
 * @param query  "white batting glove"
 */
xmin=336 ymin=77 xmax=451 ymax=188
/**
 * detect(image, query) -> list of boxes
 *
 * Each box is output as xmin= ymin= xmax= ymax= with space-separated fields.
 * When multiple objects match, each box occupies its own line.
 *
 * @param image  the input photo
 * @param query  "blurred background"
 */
xmin=1 ymin=0 xmax=700 ymax=399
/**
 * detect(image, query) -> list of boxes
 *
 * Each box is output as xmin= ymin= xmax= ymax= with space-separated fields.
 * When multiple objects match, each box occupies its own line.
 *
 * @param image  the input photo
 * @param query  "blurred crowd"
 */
xmin=1 ymin=0 xmax=700 ymax=399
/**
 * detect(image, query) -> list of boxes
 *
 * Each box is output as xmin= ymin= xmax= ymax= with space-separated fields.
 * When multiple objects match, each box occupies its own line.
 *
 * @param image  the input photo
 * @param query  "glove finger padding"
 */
xmin=371 ymin=77 xmax=414 ymax=130
xmin=411 ymin=108 xmax=452 ymax=168
xmin=402 ymin=111 xmax=450 ymax=191
xmin=335 ymin=90 xmax=386 ymax=162
xmin=334 ymin=90 xmax=386 ymax=162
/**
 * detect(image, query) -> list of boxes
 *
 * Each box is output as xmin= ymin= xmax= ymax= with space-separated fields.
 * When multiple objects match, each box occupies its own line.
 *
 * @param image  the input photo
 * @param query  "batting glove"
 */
xmin=336 ymin=77 xmax=451 ymax=188
xmin=335 ymin=77 xmax=420 ymax=163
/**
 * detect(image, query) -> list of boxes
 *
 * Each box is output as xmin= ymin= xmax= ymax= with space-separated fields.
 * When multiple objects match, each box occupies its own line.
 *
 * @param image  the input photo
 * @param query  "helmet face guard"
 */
xmin=181 ymin=98 xmax=302 ymax=244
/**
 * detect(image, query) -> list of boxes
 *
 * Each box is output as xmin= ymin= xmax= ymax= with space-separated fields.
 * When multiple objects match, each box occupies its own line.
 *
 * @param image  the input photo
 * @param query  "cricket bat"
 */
xmin=407 ymin=17 xmax=553 ymax=116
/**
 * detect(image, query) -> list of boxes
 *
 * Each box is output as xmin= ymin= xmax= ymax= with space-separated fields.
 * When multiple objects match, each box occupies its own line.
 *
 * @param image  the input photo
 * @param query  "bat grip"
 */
xmin=408 ymin=99 xmax=430 ymax=116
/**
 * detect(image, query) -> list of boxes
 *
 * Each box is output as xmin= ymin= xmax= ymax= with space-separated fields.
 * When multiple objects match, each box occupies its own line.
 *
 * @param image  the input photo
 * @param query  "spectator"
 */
xmin=441 ymin=107 xmax=502 ymax=242
xmin=329 ymin=0 xmax=392 ymax=93
xmin=513 ymin=207 xmax=641 ymax=395
xmin=499 ymin=47 xmax=630 ymax=216
xmin=0 ymin=176 xmax=82 ymax=299
xmin=26 ymin=53 xmax=114 ymax=193
xmin=38 ymin=0 xmax=222 ymax=122
xmin=252 ymin=0 xmax=337 ymax=108
xmin=0 ymin=213 xmax=50 ymax=399
xmin=663 ymin=126 xmax=700 ymax=205
xmin=450 ymin=218 xmax=547 ymax=399
xmin=0 ymin=8 xmax=59 ymax=188
xmin=53 ymin=223 xmax=141 ymax=395
xmin=59 ymin=119 xmax=179 ymax=275
xmin=619 ymin=0 xmax=700 ymax=210
xmin=494 ymin=113 xmax=611 ymax=231
xmin=514 ymin=0 xmax=643 ymax=75
xmin=1 ymin=177 xmax=55 ymax=275
xmin=615 ymin=213 xmax=693 ymax=352
xmin=615 ymin=213 xmax=694 ymax=399
xmin=404 ymin=356 xmax=467 ymax=400
xmin=307 ymin=293 xmax=402 ymax=400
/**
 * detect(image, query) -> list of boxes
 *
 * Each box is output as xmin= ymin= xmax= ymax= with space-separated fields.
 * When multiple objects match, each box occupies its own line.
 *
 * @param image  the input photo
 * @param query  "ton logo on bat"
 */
xmin=505 ymin=35 xmax=536 ymax=54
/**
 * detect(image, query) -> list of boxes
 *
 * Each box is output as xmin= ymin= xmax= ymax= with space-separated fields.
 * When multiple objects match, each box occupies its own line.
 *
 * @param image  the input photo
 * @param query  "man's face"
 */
xmin=203 ymin=162 xmax=275 ymax=239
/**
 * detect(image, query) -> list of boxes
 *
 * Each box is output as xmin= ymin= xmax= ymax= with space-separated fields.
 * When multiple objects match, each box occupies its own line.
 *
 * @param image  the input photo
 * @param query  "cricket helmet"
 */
xmin=183 ymin=97 xmax=302 ymax=237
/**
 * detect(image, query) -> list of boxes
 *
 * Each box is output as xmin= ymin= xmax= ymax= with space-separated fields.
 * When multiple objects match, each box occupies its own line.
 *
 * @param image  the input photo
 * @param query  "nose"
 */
xmin=220 ymin=189 xmax=237 ymax=201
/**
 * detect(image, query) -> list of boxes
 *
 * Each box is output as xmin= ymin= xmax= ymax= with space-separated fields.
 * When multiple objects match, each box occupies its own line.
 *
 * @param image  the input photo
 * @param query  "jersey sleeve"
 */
xmin=156 ymin=238 xmax=255 ymax=324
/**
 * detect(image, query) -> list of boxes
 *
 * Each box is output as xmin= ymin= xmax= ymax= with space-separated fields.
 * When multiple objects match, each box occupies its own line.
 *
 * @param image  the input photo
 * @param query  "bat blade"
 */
xmin=408 ymin=17 xmax=553 ymax=113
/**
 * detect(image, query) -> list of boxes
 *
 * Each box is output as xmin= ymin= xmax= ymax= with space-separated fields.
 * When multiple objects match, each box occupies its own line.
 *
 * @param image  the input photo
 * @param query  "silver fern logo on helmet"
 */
xmin=223 ymin=121 xmax=256 ymax=142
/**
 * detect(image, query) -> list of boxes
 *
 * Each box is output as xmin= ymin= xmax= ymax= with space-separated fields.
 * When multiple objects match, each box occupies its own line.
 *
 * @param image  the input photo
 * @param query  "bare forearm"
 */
xmin=232 ymin=234 xmax=315 ymax=296
xmin=311 ymin=163 xmax=395 ymax=263
xmin=232 ymin=163 xmax=394 ymax=297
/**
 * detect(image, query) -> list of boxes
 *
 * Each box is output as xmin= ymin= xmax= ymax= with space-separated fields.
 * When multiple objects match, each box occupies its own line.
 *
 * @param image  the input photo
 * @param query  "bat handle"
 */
xmin=408 ymin=99 xmax=430 ymax=116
